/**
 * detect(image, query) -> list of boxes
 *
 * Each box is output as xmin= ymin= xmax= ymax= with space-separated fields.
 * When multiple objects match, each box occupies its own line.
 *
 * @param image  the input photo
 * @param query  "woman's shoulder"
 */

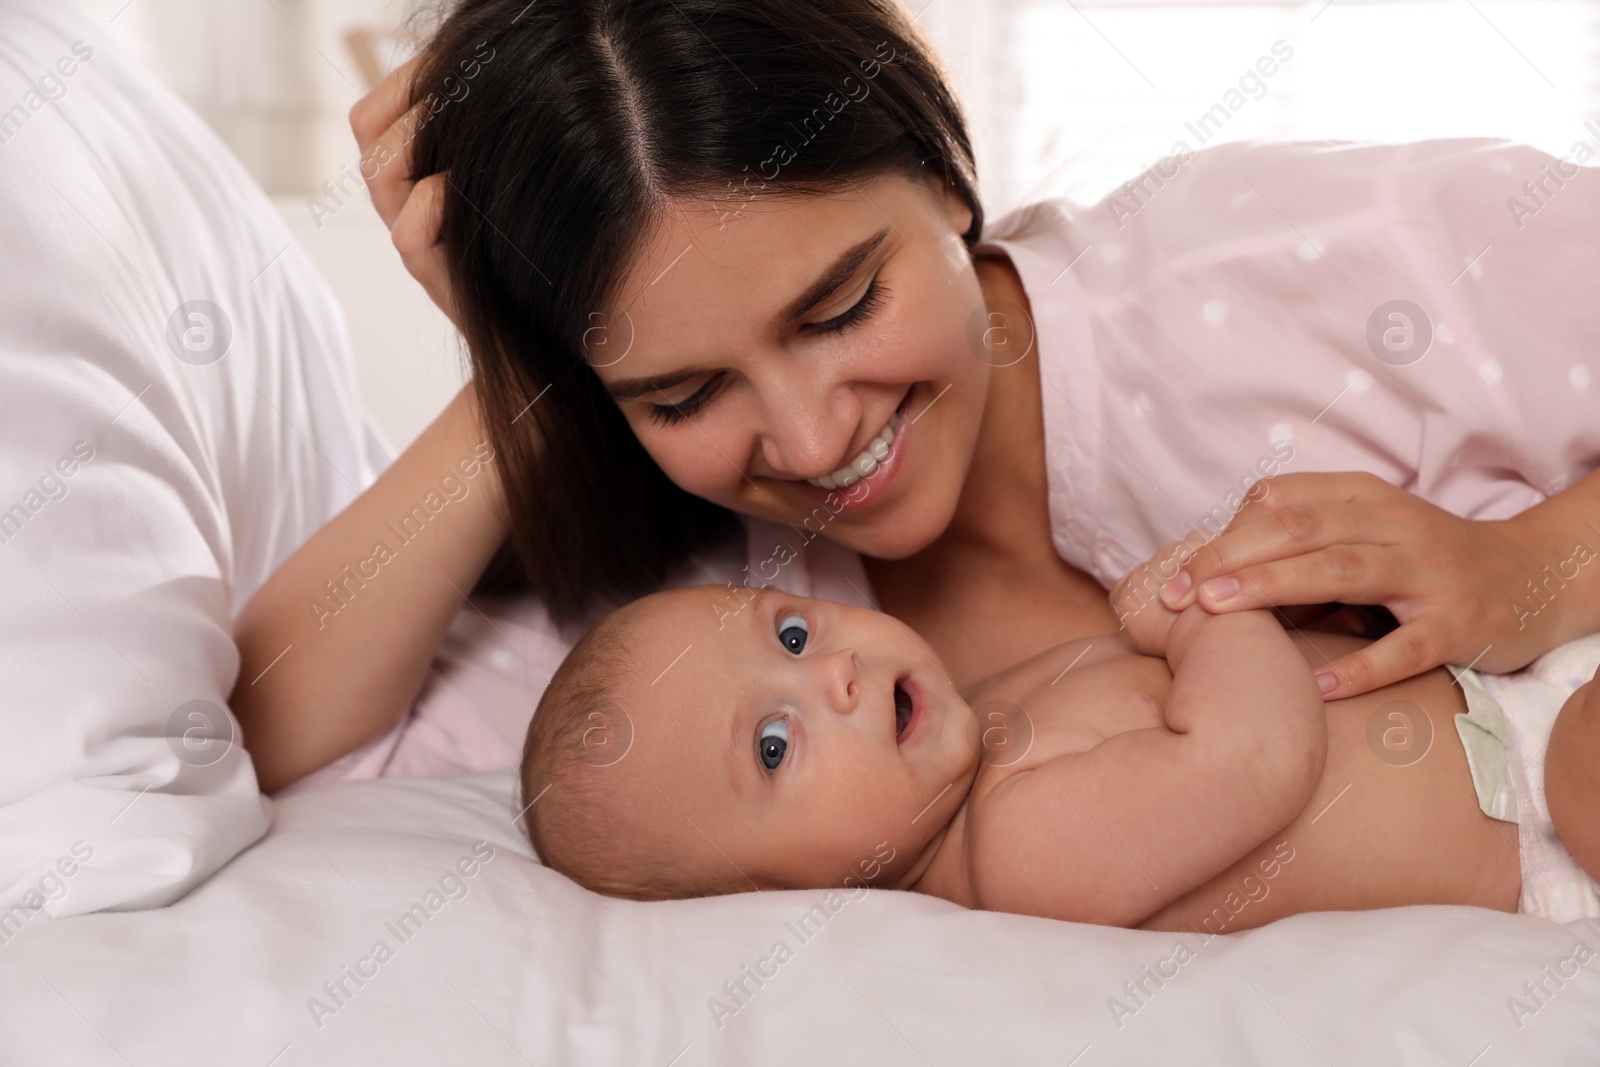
xmin=982 ymin=137 xmax=1546 ymax=275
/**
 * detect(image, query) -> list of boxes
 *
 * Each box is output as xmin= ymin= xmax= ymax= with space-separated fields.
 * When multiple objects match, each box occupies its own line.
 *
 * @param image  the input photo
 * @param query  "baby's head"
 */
xmin=520 ymin=585 xmax=977 ymax=900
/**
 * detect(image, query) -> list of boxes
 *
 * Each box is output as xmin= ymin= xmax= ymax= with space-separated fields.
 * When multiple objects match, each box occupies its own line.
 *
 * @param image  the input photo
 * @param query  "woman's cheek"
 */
xmin=881 ymin=284 xmax=939 ymax=369
xmin=894 ymin=271 xmax=981 ymax=385
xmin=639 ymin=423 xmax=746 ymax=503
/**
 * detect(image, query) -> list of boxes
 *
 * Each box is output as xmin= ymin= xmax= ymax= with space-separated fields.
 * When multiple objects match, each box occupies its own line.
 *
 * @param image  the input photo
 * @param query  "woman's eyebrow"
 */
xmin=602 ymin=228 xmax=890 ymax=403
xmin=780 ymin=227 xmax=890 ymax=324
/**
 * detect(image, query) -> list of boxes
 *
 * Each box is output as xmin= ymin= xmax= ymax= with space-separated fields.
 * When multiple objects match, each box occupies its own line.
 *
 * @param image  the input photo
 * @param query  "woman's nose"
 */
xmin=757 ymin=388 xmax=858 ymax=479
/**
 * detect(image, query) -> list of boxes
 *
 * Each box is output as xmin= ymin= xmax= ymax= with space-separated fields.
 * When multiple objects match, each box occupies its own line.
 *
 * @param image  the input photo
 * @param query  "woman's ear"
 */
xmin=934 ymin=171 xmax=975 ymax=239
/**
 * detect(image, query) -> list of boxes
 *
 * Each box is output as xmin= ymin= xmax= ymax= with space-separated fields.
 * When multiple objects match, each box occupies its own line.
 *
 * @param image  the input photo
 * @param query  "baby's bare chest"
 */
xmin=960 ymin=646 xmax=1173 ymax=790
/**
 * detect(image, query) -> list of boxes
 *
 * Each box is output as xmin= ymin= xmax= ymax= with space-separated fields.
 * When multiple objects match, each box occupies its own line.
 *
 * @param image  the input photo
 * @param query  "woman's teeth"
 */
xmin=807 ymin=411 xmax=900 ymax=490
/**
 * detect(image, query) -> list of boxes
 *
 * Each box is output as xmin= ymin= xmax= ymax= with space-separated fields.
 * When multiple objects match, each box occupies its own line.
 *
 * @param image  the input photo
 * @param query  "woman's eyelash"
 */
xmin=644 ymin=279 xmax=890 ymax=427
xmin=810 ymin=277 xmax=889 ymax=335
xmin=647 ymin=375 xmax=723 ymax=427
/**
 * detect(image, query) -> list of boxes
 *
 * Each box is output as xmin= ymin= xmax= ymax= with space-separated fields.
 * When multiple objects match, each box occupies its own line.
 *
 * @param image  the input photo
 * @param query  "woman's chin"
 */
xmin=821 ymin=490 xmax=956 ymax=561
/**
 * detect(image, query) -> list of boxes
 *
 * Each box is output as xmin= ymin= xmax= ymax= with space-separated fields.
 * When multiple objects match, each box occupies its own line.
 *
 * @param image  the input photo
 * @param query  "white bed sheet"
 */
xmin=5 ymin=772 xmax=1598 ymax=1065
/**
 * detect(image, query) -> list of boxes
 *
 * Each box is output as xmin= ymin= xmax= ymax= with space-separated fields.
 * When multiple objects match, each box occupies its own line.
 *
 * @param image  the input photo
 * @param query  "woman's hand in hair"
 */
xmin=1151 ymin=470 xmax=1600 ymax=700
xmin=350 ymin=55 xmax=457 ymax=325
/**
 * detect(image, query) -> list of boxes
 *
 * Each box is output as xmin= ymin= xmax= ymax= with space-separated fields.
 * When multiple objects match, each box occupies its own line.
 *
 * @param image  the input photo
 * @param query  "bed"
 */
xmin=5 ymin=2 xmax=1599 ymax=1062
xmin=5 ymin=769 xmax=1598 ymax=1065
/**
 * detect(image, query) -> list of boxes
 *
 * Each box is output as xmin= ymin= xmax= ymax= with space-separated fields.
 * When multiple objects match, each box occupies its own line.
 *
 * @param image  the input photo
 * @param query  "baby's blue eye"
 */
xmin=778 ymin=614 xmax=809 ymax=654
xmin=758 ymin=718 xmax=789 ymax=772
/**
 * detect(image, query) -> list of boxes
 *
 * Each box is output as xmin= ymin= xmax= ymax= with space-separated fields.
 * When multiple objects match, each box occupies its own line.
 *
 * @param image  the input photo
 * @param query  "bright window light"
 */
xmin=986 ymin=1 xmax=1600 ymax=210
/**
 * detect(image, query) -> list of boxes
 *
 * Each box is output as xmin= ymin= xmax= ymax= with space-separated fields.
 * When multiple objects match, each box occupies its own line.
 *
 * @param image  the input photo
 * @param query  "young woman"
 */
xmin=234 ymin=0 xmax=1600 ymax=791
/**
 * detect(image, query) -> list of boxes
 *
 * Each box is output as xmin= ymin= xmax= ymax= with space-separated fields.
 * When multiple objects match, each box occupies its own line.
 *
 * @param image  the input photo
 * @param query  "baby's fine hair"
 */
xmin=519 ymin=594 xmax=749 ymax=901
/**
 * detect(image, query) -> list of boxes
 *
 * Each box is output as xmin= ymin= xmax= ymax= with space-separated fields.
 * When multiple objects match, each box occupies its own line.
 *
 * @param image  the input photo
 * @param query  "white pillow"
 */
xmin=0 ymin=0 xmax=384 ymax=913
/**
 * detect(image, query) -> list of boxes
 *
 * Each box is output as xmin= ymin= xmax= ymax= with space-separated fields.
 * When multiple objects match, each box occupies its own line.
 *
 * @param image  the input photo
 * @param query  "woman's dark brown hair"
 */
xmin=408 ymin=0 xmax=984 ymax=626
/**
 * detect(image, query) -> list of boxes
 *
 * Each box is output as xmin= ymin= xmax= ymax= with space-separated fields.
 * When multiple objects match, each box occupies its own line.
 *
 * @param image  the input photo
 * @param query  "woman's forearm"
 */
xmin=231 ymin=386 xmax=509 ymax=791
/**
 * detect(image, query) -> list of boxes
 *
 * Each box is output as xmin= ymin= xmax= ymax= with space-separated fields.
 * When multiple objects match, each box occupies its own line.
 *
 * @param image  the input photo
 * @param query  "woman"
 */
xmin=235 ymin=0 xmax=1600 ymax=791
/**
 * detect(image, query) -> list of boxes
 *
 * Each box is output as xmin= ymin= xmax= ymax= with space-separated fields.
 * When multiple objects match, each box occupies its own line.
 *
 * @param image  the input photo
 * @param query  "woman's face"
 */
xmin=587 ymin=170 xmax=990 ymax=561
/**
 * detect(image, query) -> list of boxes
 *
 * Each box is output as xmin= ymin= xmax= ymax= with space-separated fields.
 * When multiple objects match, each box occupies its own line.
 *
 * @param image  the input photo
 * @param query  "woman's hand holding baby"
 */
xmin=1141 ymin=470 xmax=1600 ymax=700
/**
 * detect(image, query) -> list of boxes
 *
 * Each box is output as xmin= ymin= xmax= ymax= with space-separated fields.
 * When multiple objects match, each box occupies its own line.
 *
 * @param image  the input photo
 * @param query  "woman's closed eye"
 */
xmin=807 ymin=276 xmax=888 ymax=336
xmin=647 ymin=374 xmax=725 ymax=427
xmin=645 ymin=277 xmax=890 ymax=427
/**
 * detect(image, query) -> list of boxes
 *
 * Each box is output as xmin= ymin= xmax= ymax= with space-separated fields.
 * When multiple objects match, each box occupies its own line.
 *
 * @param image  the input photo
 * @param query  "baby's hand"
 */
xmin=1111 ymin=538 xmax=1201 ymax=657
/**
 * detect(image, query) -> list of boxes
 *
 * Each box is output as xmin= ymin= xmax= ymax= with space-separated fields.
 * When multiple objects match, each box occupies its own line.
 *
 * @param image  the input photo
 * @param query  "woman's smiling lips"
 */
xmin=788 ymin=387 xmax=916 ymax=513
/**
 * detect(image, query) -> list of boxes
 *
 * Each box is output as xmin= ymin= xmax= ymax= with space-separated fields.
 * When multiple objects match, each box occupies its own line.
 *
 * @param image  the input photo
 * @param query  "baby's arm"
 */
xmin=968 ymin=605 xmax=1327 ymax=927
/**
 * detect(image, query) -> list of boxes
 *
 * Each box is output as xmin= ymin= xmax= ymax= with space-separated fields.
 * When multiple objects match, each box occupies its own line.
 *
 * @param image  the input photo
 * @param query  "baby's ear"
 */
xmin=564 ymin=699 xmax=635 ymax=769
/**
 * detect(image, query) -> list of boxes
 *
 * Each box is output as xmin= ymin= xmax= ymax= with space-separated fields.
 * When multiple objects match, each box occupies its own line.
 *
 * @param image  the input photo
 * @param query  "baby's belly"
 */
xmin=1138 ymin=633 xmax=1522 ymax=933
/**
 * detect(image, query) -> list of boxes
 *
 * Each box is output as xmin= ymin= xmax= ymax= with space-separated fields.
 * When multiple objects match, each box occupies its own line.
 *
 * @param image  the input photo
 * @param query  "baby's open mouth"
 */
xmin=894 ymin=679 xmax=914 ymax=742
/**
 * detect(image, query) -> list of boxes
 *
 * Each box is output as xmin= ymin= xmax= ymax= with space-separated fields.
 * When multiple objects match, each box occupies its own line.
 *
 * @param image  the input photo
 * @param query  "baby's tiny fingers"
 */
xmin=1146 ymin=536 xmax=1206 ymax=610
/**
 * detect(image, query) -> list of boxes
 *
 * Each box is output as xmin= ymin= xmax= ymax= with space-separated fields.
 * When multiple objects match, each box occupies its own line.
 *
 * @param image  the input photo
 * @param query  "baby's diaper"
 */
xmin=1456 ymin=632 xmax=1600 ymax=924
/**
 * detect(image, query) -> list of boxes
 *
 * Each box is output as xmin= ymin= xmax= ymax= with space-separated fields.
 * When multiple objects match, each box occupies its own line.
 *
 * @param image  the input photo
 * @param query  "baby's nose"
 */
xmin=823 ymin=649 xmax=862 ymax=715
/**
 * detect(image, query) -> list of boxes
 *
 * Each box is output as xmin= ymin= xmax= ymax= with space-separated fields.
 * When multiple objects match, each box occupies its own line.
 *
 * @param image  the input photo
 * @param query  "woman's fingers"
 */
xmin=1308 ymin=622 xmax=1441 ymax=700
xmin=350 ymin=53 xmax=421 ymax=155
xmin=359 ymin=102 xmax=428 ymax=229
xmin=1187 ymin=543 xmax=1395 ymax=613
xmin=1276 ymin=603 xmax=1356 ymax=631
xmin=349 ymin=55 xmax=455 ymax=321
xmin=1160 ymin=471 xmax=1410 ymax=608
xmin=1201 ymin=471 xmax=1377 ymax=544
xmin=1237 ymin=469 xmax=1378 ymax=507
xmin=390 ymin=173 xmax=457 ymax=325
xmin=352 ymin=56 xmax=427 ymax=229
xmin=1161 ymin=500 xmax=1395 ymax=610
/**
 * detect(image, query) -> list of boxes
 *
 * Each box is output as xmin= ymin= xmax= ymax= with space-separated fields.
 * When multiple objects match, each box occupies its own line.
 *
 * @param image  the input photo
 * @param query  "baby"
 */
xmin=520 ymin=568 xmax=1600 ymax=931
